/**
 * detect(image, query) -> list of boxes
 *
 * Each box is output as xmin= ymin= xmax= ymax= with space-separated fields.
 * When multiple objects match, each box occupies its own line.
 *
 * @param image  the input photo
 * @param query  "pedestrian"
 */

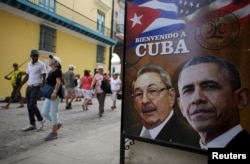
xmin=60 ymin=73 xmax=65 ymax=102
xmin=63 ymin=64 xmax=76 ymax=109
xmin=90 ymin=66 xmax=110 ymax=117
xmin=41 ymin=55 xmax=63 ymax=141
xmin=17 ymin=49 xmax=47 ymax=131
xmin=177 ymin=55 xmax=250 ymax=149
xmin=80 ymin=69 xmax=93 ymax=111
xmin=1 ymin=63 xmax=26 ymax=109
xmin=74 ymin=74 xmax=82 ymax=101
xmin=110 ymin=72 xmax=122 ymax=110
xmin=88 ymin=69 xmax=93 ymax=105
xmin=126 ymin=64 xmax=199 ymax=147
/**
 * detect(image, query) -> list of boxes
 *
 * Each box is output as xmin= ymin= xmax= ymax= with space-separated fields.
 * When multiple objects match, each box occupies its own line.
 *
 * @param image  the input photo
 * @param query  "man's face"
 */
xmin=133 ymin=72 xmax=175 ymax=129
xmin=30 ymin=54 xmax=39 ymax=63
xmin=177 ymin=63 xmax=239 ymax=134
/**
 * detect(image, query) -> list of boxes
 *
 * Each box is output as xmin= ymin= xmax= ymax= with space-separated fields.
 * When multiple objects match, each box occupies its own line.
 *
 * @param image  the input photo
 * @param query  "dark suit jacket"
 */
xmin=225 ymin=130 xmax=250 ymax=149
xmin=125 ymin=112 xmax=200 ymax=148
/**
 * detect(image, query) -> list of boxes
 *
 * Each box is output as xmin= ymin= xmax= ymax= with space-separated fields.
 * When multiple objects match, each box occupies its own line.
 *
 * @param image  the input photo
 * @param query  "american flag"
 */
xmin=126 ymin=0 xmax=250 ymax=48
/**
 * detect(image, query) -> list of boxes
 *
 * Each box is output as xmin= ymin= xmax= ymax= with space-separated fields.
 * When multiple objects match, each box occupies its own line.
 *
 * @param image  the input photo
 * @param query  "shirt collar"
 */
xmin=140 ymin=110 xmax=174 ymax=139
xmin=200 ymin=124 xmax=243 ymax=150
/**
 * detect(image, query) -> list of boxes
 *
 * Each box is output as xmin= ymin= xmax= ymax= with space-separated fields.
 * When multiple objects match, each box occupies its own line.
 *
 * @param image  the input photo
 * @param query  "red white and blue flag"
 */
xmin=126 ymin=0 xmax=250 ymax=47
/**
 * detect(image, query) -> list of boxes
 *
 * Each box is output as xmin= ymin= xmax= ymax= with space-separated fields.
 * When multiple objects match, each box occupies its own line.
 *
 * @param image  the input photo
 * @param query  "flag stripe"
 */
xmin=143 ymin=18 xmax=186 ymax=33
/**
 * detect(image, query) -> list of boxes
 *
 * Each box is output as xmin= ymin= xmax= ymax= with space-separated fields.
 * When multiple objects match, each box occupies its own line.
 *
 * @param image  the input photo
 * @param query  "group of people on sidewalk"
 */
xmin=1 ymin=49 xmax=122 ymax=141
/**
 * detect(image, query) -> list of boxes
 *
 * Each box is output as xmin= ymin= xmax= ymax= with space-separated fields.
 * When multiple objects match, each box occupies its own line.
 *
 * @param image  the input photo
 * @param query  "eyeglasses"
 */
xmin=133 ymin=86 xmax=171 ymax=101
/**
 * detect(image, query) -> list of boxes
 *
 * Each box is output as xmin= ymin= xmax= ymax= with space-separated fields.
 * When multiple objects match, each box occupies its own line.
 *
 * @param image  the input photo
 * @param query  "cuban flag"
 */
xmin=127 ymin=0 xmax=186 ymax=47
xmin=126 ymin=0 xmax=250 ymax=48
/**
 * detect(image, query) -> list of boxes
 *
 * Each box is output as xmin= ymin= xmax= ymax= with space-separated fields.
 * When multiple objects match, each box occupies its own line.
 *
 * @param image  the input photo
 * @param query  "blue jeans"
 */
xmin=26 ymin=86 xmax=43 ymax=126
xmin=42 ymin=96 xmax=60 ymax=125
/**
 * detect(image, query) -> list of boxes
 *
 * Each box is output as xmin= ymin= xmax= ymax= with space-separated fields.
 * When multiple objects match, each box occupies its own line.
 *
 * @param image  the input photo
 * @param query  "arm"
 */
xmin=103 ymin=73 xmax=110 ymax=81
xmin=4 ymin=76 xmax=11 ymax=80
xmin=51 ymin=77 xmax=61 ymax=100
xmin=118 ymin=82 xmax=122 ymax=91
xmin=90 ymin=75 xmax=96 ymax=89
xmin=17 ymin=73 xmax=29 ymax=91
xmin=41 ymin=73 xmax=46 ymax=87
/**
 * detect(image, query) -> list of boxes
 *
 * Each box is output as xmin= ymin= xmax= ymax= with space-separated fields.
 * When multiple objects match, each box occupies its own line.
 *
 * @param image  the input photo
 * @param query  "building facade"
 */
xmin=0 ymin=0 xmax=116 ymax=98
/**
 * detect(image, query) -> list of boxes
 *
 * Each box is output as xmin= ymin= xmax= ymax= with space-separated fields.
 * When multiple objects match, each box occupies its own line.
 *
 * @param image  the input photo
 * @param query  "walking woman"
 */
xmin=80 ymin=69 xmax=93 ymax=111
xmin=42 ymin=55 xmax=63 ymax=141
xmin=110 ymin=72 xmax=122 ymax=109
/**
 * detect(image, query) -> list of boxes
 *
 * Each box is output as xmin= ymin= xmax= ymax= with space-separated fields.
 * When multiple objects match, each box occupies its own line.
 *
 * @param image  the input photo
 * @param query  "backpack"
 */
xmin=101 ymin=79 xmax=112 ymax=94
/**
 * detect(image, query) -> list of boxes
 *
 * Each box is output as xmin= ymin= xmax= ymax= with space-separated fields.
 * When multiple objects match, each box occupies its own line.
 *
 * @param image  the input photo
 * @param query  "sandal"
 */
xmin=1 ymin=106 xmax=9 ymax=109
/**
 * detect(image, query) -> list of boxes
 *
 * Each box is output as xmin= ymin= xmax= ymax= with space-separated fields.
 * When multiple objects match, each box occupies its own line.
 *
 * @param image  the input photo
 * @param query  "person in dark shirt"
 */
xmin=41 ymin=55 xmax=63 ymax=141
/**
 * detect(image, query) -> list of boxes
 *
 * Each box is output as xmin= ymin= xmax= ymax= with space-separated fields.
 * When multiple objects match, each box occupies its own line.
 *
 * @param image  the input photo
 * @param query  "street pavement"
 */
xmin=0 ymin=95 xmax=122 ymax=164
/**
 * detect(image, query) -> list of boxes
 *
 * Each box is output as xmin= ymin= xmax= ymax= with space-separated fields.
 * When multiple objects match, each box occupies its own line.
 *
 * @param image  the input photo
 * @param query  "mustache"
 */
xmin=142 ymin=103 xmax=156 ymax=113
xmin=189 ymin=106 xmax=214 ymax=115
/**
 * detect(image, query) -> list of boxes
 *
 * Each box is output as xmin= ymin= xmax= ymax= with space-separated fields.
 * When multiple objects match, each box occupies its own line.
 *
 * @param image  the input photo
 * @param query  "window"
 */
xmin=118 ymin=10 xmax=124 ymax=33
xmin=96 ymin=45 xmax=105 ymax=63
xmin=38 ymin=0 xmax=55 ymax=12
xmin=39 ymin=25 xmax=56 ymax=52
xmin=97 ymin=11 xmax=105 ymax=34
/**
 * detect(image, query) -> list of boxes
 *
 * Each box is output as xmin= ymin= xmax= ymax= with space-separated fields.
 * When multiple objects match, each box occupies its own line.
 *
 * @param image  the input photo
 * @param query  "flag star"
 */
xmin=184 ymin=0 xmax=187 ymax=6
xmin=190 ymin=2 xmax=193 ymax=7
xmin=196 ymin=3 xmax=200 ymax=8
xmin=130 ymin=13 xmax=143 ymax=28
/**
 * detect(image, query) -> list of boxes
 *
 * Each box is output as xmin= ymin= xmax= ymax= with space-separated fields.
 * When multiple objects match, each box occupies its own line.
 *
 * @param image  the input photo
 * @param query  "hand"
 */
xmin=51 ymin=92 xmax=57 ymax=100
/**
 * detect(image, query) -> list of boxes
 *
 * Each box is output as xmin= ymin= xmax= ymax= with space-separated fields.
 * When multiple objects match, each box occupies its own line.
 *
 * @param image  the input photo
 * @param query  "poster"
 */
xmin=122 ymin=0 xmax=250 ymax=152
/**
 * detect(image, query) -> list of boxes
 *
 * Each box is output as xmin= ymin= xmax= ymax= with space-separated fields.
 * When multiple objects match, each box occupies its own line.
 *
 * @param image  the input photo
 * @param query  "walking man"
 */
xmin=18 ymin=49 xmax=47 ymax=131
xmin=1 ymin=63 xmax=26 ymax=109
xmin=64 ymin=64 xmax=76 ymax=109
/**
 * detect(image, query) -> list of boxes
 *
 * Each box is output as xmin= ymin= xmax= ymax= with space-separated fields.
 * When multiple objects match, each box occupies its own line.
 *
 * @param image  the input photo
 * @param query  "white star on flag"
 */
xmin=130 ymin=13 xmax=143 ymax=28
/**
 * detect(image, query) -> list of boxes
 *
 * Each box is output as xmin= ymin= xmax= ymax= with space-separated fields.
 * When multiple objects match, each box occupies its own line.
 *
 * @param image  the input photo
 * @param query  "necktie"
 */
xmin=142 ymin=129 xmax=151 ymax=139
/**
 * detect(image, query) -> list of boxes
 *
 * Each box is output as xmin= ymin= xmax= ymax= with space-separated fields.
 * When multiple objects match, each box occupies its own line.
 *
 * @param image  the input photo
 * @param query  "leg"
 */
xmin=1 ymin=87 xmax=15 ymax=109
xmin=42 ymin=98 xmax=52 ymax=121
xmin=16 ymin=87 xmax=24 ymax=108
xmin=1 ymin=98 xmax=12 ymax=109
xmin=44 ymin=97 xmax=60 ymax=141
xmin=29 ymin=86 xmax=43 ymax=122
xmin=64 ymin=88 xmax=70 ymax=109
xmin=49 ymin=96 xmax=60 ymax=126
xmin=26 ymin=87 xmax=36 ymax=126
xmin=99 ymin=92 xmax=106 ymax=116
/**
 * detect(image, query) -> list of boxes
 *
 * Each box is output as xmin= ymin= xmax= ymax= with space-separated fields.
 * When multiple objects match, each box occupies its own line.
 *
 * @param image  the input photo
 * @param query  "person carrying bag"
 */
xmin=41 ymin=55 xmax=63 ymax=141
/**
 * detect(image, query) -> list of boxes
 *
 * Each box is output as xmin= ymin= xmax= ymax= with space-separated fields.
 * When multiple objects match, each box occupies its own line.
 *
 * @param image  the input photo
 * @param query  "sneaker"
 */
xmin=37 ymin=120 xmax=46 ymax=131
xmin=23 ymin=125 xmax=36 ymax=131
xmin=44 ymin=132 xmax=57 ymax=141
xmin=57 ymin=122 xmax=62 ymax=130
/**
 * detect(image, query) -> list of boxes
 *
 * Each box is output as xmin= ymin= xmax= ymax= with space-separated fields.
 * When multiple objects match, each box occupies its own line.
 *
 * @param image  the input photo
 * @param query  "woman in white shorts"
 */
xmin=80 ymin=70 xmax=93 ymax=110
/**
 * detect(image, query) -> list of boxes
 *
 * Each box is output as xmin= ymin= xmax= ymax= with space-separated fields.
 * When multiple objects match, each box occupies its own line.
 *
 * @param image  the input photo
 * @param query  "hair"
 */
xmin=133 ymin=64 xmax=172 ymax=89
xmin=55 ymin=61 xmax=61 ymax=69
xmin=84 ymin=69 xmax=90 ymax=76
xmin=178 ymin=55 xmax=241 ymax=90
xmin=13 ymin=63 xmax=18 ymax=67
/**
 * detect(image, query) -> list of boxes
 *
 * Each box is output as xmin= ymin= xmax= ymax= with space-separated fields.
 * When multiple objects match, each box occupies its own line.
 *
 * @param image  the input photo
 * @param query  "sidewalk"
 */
xmin=0 ymin=95 xmax=121 ymax=164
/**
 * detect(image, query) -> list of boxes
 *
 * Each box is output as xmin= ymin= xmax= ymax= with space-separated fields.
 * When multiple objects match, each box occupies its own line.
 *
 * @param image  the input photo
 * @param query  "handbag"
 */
xmin=117 ymin=91 xmax=122 ymax=100
xmin=40 ymin=83 xmax=54 ymax=99
xmin=101 ymin=79 xmax=112 ymax=94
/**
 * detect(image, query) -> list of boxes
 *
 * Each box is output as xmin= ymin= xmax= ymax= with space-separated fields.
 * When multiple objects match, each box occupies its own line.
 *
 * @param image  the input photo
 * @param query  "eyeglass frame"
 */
xmin=132 ymin=86 xmax=172 ymax=102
